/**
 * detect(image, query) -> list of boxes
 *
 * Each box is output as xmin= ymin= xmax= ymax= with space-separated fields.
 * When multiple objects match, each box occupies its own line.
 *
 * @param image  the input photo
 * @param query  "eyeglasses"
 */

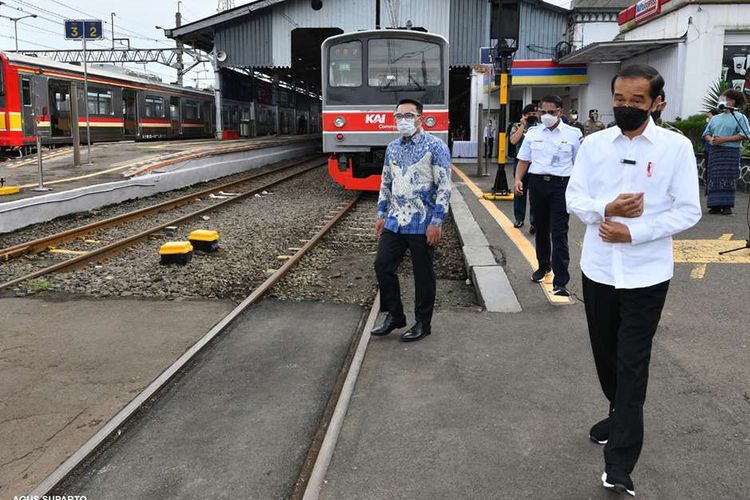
xmin=539 ymin=110 xmax=559 ymax=116
xmin=394 ymin=113 xmax=421 ymax=120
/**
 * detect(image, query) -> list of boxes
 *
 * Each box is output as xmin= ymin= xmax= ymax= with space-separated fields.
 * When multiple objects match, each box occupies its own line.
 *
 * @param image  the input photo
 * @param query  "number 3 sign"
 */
xmin=65 ymin=20 xmax=103 ymax=40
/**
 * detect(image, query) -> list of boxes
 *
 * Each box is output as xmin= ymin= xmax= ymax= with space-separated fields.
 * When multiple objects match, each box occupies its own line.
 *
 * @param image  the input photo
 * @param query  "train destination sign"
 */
xmin=64 ymin=19 xmax=104 ymax=40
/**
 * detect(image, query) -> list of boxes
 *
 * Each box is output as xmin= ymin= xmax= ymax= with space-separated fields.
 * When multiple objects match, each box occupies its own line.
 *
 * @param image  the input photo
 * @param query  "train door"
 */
xmin=123 ymin=88 xmax=137 ymax=137
xmin=48 ymin=80 xmax=71 ymax=138
xmin=20 ymin=77 xmax=34 ymax=137
xmin=169 ymin=96 xmax=181 ymax=137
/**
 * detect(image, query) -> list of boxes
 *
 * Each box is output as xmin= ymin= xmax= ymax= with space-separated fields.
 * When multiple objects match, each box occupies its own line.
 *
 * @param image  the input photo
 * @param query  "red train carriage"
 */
xmin=321 ymin=30 xmax=449 ymax=191
xmin=0 ymin=51 xmax=216 ymax=153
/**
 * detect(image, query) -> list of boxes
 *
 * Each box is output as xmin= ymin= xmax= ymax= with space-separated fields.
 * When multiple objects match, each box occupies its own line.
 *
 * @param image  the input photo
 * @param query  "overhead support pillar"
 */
xmin=212 ymin=50 xmax=223 ymax=140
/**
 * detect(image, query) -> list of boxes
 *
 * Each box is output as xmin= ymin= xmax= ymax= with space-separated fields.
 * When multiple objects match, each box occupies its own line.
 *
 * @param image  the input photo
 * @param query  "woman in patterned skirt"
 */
xmin=702 ymin=89 xmax=749 ymax=215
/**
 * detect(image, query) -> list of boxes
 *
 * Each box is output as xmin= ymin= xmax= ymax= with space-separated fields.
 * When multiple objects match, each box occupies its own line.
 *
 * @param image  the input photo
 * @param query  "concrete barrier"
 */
xmin=0 ymin=143 xmax=316 ymax=234
xmin=450 ymin=186 xmax=522 ymax=313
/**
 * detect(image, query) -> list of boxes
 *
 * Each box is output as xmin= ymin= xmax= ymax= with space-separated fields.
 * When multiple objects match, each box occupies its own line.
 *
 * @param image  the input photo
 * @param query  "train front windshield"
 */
xmin=326 ymin=36 xmax=445 ymax=105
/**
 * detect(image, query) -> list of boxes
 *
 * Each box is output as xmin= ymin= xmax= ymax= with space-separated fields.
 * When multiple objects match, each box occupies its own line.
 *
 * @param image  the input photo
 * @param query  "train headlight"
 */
xmin=424 ymin=116 xmax=436 ymax=128
xmin=334 ymin=116 xmax=346 ymax=128
xmin=336 ymin=133 xmax=344 ymax=141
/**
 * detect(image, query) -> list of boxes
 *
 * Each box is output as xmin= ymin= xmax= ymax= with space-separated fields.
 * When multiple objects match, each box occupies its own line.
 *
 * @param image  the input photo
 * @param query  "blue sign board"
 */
xmin=65 ymin=20 xmax=103 ymax=40
xmin=481 ymin=47 xmax=497 ymax=65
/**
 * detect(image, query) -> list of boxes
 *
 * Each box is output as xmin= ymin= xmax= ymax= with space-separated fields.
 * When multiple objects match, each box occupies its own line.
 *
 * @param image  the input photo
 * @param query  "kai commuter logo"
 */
xmin=365 ymin=113 xmax=386 ymax=124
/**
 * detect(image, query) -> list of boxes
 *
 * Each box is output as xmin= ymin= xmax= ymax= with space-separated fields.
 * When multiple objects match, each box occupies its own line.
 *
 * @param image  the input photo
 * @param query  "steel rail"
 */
xmin=28 ymin=192 xmax=361 ymax=498
xmin=0 ymin=155 xmax=319 ymax=262
xmin=0 ymin=159 xmax=325 ymax=291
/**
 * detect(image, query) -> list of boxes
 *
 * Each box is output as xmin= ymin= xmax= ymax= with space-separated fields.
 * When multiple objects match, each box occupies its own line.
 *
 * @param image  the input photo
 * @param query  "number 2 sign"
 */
xmin=65 ymin=20 xmax=103 ymax=40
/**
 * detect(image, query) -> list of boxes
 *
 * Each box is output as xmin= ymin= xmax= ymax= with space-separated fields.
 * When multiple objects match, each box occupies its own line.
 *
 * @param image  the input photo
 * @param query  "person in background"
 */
xmin=651 ymin=90 xmax=683 ymax=135
xmin=567 ymin=64 xmax=701 ymax=496
xmin=514 ymin=95 xmax=581 ymax=296
xmin=509 ymin=104 xmax=538 ymax=232
xmin=569 ymin=109 xmax=586 ymax=135
xmin=484 ymin=119 xmax=496 ymax=158
xmin=584 ymin=108 xmax=606 ymax=136
xmin=372 ymin=98 xmax=452 ymax=343
xmin=702 ymin=89 xmax=749 ymax=215
xmin=701 ymin=110 xmax=716 ymax=186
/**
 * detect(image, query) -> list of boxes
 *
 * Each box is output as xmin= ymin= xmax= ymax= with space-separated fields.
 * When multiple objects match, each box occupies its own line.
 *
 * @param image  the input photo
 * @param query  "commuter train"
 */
xmin=0 ymin=51 xmax=320 ymax=155
xmin=321 ymin=29 xmax=450 ymax=191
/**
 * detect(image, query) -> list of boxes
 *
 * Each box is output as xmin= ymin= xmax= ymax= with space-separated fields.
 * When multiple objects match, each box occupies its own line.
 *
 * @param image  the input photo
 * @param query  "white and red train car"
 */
xmin=0 ymin=51 xmax=219 ymax=154
xmin=321 ymin=30 xmax=449 ymax=191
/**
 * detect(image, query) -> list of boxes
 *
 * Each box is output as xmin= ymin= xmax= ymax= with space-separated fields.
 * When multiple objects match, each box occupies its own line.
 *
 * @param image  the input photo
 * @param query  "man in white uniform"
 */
xmin=566 ymin=64 xmax=701 ymax=496
xmin=515 ymin=95 xmax=582 ymax=296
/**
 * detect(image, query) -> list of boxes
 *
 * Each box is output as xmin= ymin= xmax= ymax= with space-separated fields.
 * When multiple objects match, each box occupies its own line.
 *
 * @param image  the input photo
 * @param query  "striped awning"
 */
xmin=511 ymin=60 xmax=588 ymax=86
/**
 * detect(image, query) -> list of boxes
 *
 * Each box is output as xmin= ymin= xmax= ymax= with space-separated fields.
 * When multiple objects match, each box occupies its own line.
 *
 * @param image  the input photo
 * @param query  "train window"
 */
xmin=145 ymin=96 xmax=165 ymax=118
xmin=329 ymin=41 xmax=362 ymax=87
xmin=55 ymin=92 xmax=70 ymax=112
xmin=0 ymin=67 xmax=4 ymax=96
xmin=87 ymin=90 xmax=113 ymax=115
xmin=368 ymin=39 xmax=442 ymax=88
xmin=22 ymin=80 xmax=31 ymax=106
xmin=184 ymin=101 xmax=201 ymax=120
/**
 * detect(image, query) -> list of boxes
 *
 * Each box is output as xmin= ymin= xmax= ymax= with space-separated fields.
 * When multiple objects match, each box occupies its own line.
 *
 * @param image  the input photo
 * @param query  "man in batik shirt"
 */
xmin=371 ymin=98 xmax=452 ymax=342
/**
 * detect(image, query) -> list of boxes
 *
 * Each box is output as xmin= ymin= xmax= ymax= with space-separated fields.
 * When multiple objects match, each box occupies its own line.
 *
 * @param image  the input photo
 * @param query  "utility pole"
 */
xmin=111 ymin=12 xmax=115 ymax=49
xmin=0 ymin=12 xmax=38 ymax=51
xmin=175 ymin=1 xmax=184 ymax=86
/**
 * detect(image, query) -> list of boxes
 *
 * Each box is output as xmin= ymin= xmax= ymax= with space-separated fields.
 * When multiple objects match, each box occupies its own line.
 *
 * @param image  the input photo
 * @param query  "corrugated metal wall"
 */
xmin=271 ymin=0 xmax=375 ymax=67
xmin=450 ymin=0 xmax=491 ymax=67
xmin=379 ymin=0 xmax=450 ymax=36
xmin=517 ymin=1 xmax=567 ymax=60
xmin=216 ymin=15 xmax=274 ymax=68
xmin=214 ymin=0 xmax=570 ymax=69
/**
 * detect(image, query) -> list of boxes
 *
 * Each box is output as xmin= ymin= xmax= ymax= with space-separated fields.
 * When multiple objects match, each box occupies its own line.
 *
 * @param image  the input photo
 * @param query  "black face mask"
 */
xmin=613 ymin=106 xmax=650 ymax=131
xmin=526 ymin=115 xmax=538 ymax=125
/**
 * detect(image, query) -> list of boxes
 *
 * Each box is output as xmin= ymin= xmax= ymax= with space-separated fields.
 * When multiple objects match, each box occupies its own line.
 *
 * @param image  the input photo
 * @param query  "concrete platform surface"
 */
xmin=320 ymin=309 xmax=747 ymax=499
xmin=59 ymin=299 xmax=363 ymax=499
xmin=0 ymin=297 xmax=235 ymax=499
xmin=0 ymin=135 xmax=315 ymax=203
xmin=318 ymin=166 xmax=750 ymax=499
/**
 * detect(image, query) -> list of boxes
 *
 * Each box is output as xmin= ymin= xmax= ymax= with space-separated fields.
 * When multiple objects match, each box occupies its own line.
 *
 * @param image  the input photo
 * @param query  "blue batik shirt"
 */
xmin=377 ymin=130 xmax=452 ymax=234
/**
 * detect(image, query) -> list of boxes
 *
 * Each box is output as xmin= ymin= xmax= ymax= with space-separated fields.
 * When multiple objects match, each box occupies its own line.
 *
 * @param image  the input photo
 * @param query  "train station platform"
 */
xmin=0 ymin=135 xmax=319 ymax=233
xmin=314 ymin=164 xmax=750 ymax=499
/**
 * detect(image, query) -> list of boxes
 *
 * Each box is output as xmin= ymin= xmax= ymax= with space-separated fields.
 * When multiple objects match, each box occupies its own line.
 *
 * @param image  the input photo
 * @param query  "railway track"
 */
xmin=0 ymin=155 xmax=325 ymax=291
xmin=28 ymin=191 xmax=369 ymax=498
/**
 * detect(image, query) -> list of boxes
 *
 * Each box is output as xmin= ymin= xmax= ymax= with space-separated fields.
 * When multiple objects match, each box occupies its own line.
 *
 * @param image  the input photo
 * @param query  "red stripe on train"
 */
xmin=322 ymin=110 xmax=448 ymax=132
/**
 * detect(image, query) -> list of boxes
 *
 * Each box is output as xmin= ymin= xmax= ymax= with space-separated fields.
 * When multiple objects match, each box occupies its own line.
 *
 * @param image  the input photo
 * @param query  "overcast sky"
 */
xmin=0 ymin=0 xmax=573 ymax=87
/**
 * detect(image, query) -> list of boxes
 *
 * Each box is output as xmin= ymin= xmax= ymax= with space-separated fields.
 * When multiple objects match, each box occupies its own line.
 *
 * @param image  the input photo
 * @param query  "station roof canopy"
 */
xmin=557 ymin=36 xmax=685 ymax=64
xmin=165 ymin=0 xmax=284 ymax=52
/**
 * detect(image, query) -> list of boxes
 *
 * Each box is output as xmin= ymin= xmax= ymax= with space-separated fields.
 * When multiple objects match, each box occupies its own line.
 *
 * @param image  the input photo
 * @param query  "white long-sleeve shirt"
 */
xmin=566 ymin=118 xmax=701 ymax=289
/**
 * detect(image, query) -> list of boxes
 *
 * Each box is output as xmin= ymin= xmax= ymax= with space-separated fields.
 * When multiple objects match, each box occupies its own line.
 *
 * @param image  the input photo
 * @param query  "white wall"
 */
xmin=624 ymin=44 xmax=685 ymax=121
xmin=573 ymin=21 xmax=620 ymax=50
xmin=620 ymin=3 xmax=750 ymax=118
xmin=578 ymin=63 xmax=620 ymax=125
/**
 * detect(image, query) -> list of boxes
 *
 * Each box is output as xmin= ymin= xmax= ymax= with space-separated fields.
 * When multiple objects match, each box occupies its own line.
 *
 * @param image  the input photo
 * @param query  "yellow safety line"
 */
xmin=452 ymin=165 xmax=573 ymax=305
xmin=690 ymin=264 xmax=707 ymax=279
xmin=719 ymin=233 xmax=733 ymax=241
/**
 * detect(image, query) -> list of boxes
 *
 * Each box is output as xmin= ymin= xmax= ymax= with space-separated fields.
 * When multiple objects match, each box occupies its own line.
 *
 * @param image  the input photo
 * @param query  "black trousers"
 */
xmin=484 ymin=137 xmax=494 ymax=158
xmin=374 ymin=230 xmax=436 ymax=325
xmin=582 ymin=273 xmax=670 ymax=473
xmin=528 ymin=174 xmax=570 ymax=286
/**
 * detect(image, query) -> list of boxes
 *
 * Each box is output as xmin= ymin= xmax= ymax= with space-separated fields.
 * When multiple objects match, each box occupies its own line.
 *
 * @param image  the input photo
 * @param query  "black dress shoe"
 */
xmin=399 ymin=321 xmax=431 ymax=342
xmin=513 ymin=220 xmax=524 ymax=228
xmin=529 ymin=224 xmax=536 ymax=235
xmin=371 ymin=313 xmax=406 ymax=336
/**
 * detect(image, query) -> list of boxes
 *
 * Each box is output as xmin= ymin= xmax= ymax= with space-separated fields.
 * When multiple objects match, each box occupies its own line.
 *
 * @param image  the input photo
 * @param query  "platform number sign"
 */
xmin=65 ymin=20 xmax=103 ymax=40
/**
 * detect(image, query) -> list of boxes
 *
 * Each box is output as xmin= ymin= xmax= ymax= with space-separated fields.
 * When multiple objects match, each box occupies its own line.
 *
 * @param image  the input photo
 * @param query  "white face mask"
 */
xmin=541 ymin=113 xmax=558 ymax=128
xmin=570 ymin=114 xmax=578 ymax=121
xmin=396 ymin=118 xmax=417 ymax=137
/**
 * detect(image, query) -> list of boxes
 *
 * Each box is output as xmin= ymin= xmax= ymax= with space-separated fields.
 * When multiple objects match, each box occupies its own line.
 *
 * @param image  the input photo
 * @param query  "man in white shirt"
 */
xmin=483 ymin=119 xmax=496 ymax=158
xmin=566 ymin=64 xmax=701 ymax=496
xmin=515 ymin=95 xmax=582 ymax=296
